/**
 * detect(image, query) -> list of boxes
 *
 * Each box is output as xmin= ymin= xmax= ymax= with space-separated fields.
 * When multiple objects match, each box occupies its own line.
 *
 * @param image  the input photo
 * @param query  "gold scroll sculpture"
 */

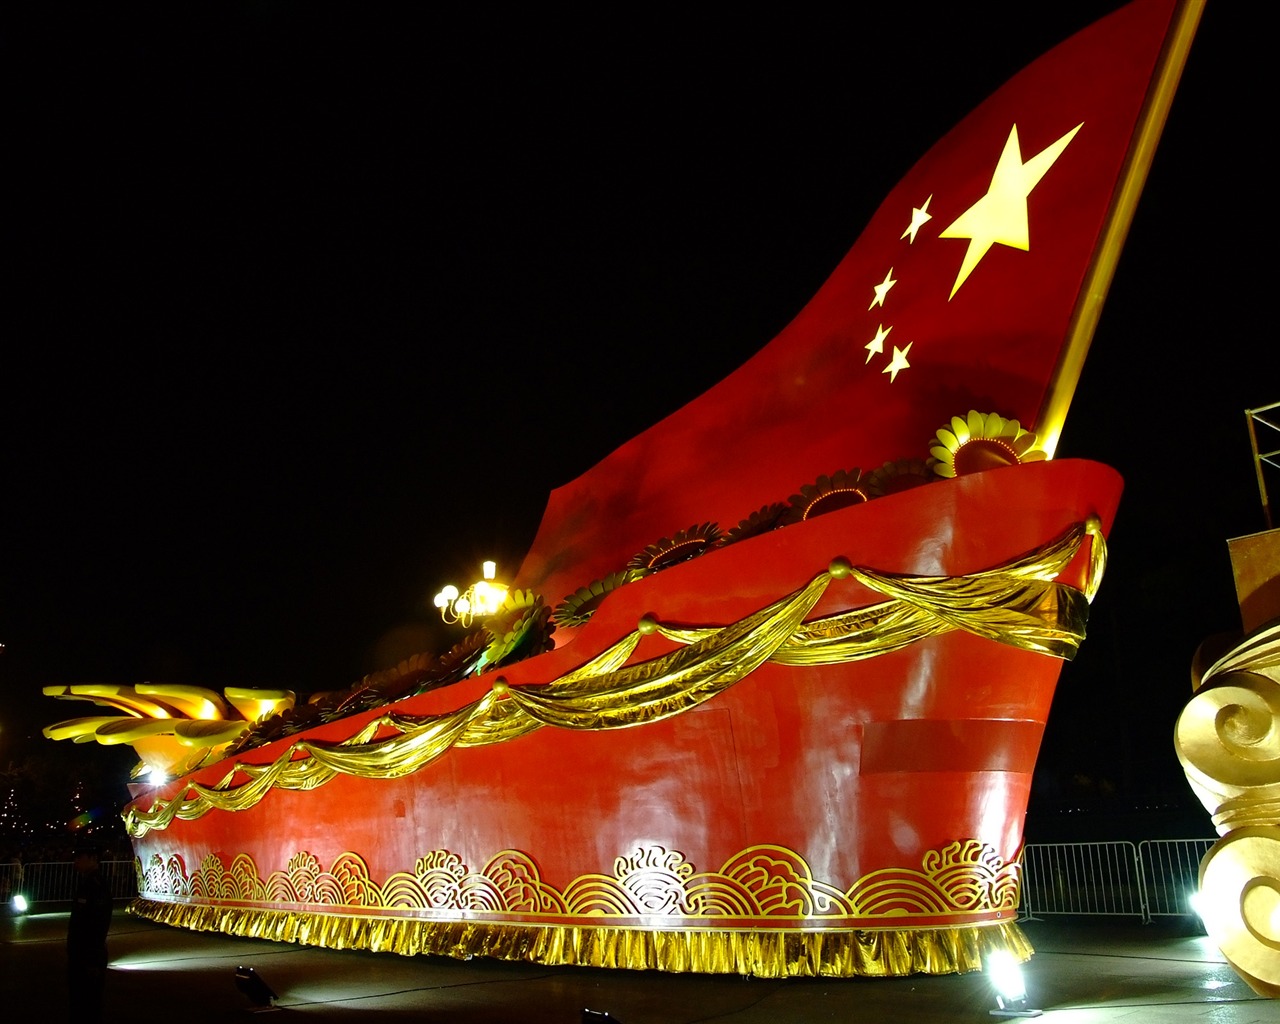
xmin=1176 ymin=527 xmax=1280 ymax=997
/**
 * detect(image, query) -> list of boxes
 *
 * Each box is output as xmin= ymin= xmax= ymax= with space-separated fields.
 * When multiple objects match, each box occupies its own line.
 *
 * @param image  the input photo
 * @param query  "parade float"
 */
xmin=45 ymin=0 xmax=1202 ymax=979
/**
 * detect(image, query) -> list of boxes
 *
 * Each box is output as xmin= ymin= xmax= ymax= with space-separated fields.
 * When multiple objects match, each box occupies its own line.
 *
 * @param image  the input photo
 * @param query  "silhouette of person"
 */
xmin=66 ymin=844 xmax=113 ymax=1022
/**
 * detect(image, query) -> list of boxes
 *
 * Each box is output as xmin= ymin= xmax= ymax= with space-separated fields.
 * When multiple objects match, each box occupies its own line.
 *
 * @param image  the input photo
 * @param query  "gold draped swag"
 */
xmin=125 ymin=518 xmax=1104 ymax=838
xmin=129 ymin=898 xmax=1034 ymax=979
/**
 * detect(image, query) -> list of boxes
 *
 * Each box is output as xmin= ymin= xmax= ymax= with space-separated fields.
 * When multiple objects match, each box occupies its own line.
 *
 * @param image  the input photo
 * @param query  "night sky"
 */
xmin=1 ymin=3 xmax=1269 ymax=837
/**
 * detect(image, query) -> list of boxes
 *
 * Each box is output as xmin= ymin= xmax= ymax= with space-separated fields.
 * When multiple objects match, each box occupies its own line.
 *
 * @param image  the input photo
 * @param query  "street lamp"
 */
xmin=433 ymin=561 xmax=508 ymax=628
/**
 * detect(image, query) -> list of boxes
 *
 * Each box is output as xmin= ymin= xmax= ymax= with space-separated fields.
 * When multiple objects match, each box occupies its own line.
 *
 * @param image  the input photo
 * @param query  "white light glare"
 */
xmin=12 ymin=893 xmax=28 ymax=913
xmin=987 ymin=948 xmax=1042 ymax=1018
xmin=988 ymin=949 xmax=1026 ymax=1002
xmin=1189 ymin=888 xmax=1208 ymax=922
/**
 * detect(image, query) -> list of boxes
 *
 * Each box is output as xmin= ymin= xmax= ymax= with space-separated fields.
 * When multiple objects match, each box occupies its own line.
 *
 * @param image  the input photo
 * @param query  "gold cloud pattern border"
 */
xmin=131 ymin=839 xmax=1026 ymax=978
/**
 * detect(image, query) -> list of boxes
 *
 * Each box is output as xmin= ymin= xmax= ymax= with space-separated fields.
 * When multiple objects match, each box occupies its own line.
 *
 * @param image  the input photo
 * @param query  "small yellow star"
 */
xmin=940 ymin=122 xmax=1081 ymax=299
xmin=864 ymin=324 xmax=891 ymax=364
xmin=869 ymin=268 xmax=897 ymax=310
xmin=882 ymin=342 xmax=912 ymax=382
xmin=901 ymin=195 xmax=933 ymax=244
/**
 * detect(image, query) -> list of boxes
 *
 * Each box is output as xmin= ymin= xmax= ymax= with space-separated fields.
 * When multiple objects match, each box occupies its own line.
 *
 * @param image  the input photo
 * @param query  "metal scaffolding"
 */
xmin=1246 ymin=401 xmax=1280 ymax=531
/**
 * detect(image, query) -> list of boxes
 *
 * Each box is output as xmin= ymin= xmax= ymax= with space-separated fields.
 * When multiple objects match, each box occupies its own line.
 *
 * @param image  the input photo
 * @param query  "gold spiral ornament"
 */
xmin=1198 ymin=826 xmax=1280 ymax=995
xmin=1175 ymin=671 xmax=1280 ymax=832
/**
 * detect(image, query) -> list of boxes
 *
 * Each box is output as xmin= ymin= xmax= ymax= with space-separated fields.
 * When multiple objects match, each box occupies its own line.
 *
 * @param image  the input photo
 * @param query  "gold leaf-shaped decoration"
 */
xmin=234 ymin=634 xmax=496 ymax=756
xmin=224 ymin=687 xmax=297 ymax=723
xmin=783 ymin=468 xmax=871 ymax=525
xmin=717 ymin=503 xmax=788 ymax=547
xmin=274 ymin=701 xmax=324 ymax=732
xmin=865 ymin=459 xmax=936 ymax=497
xmin=306 ymin=690 xmax=348 ymax=726
xmin=92 ymin=718 xmax=177 ymax=745
xmin=552 ymin=570 xmax=642 ymax=629
xmin=43 ymin=679 xmax=270 ymax=773
xmin=178 ymin=744 xmax=231 ymax=776
xmin=626 ymin=523 xmax=721 ymax=573
xmin=129 ymin=733 xmax=196 ymax=777
xmin=43 ymin=683 xmax=174 ymax=719
xmin=43 ymin=716 xmax=133 ymax=742
xmin=223 ymin=728 xmax=259 ymax=757
xmin=929 ymin=410 xmax=1047 ymax=479
xmin=332 ymin=685 xmax=379 ymax=718
xmin=135 ymin=682 xmax=230 ymax=720
xmin=481 ymin=590 xmax=556 ymax=669
xmin=419 ymin=630 xmax=490 ymax=692
xmin=172 ymin=719 xmax=250 ymax=747
xmin=355 ymin=650 xmax=434 ymax=702
xmin=248 ymin=714 xmax=288 ymax=745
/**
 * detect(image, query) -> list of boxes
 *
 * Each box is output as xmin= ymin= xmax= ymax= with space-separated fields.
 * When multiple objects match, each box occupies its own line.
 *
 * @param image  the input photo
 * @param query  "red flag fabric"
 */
xmin=514 ymin=0 xmax=1188 ymax=632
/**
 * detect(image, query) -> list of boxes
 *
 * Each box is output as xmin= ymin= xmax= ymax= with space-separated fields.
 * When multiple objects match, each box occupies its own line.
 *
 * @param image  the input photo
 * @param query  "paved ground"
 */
xmin=2 ymin=907 xmax=1273 ymax=1023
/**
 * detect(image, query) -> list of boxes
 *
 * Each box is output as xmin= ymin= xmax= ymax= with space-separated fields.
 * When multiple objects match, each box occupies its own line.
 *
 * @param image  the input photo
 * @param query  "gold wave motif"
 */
xmin=137 ymin=840 xmax=1019 ymax=922
xmin=131 ymin=840 xmax=1026 ymax=978
xmin=124 ymin=519 xmax=1104 ymax=838
xmin=851 ymin=840 xmax=1022 ymax=917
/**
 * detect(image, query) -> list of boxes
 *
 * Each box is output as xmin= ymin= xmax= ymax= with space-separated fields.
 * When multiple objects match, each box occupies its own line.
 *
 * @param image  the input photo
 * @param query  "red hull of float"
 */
xmin=126 ymin=460 xmax=1121 ymax=976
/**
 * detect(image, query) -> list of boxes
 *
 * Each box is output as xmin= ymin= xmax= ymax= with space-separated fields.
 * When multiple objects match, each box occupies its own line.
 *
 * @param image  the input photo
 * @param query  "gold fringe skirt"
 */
xmin=129 ymin=898 xmax=1032 ymax=978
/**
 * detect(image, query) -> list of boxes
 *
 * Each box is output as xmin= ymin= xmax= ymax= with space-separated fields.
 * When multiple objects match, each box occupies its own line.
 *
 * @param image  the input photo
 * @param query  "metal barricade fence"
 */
xmin=1137 ymin=837 xmax=1217 ymax=919
xmin=1019 ymin=841 xmax=1145 ymax=919
xmin=1020 ymin=839 xmax=1217 ymax=923
xmin=1 ymin=860 xmax=138 ymax=904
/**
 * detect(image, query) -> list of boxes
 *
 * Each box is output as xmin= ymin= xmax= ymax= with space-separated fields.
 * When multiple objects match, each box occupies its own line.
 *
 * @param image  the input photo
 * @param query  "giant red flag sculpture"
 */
xmin=44 ymin=0 xmax=1203 ymax=979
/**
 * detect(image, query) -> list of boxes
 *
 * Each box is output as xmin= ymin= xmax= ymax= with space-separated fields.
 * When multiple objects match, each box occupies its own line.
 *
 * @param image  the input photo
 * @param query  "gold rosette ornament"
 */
xmin=865 ymin=458 xmax=936 ymax=497
xmin=552 ymin=570 xmax=643 ymax=629
xmin=717 ymin=503 xmax=788 ymax=548
xmin=783 ymin=469 xmax=871 ymax=525
xmin=625 ymin=523 xmax=721 ymax=573
xmin=929 ymin=411 xmax=1047 ymax=478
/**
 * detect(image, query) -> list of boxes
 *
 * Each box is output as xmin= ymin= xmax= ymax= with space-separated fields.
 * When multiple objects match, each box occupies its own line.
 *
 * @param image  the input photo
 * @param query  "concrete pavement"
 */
xmin=2 ymin=907 xmax=1272 ymax=1023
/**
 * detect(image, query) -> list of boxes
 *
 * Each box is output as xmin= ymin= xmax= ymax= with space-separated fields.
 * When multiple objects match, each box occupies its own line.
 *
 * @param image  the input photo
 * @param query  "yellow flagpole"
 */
xmin=1037 ymin=0 xmax=1206 ymax=457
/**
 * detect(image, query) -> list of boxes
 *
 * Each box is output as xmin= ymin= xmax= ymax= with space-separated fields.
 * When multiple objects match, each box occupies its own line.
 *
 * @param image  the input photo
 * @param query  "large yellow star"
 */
xmin=939 ymin=122 xmax=1082 ymax=299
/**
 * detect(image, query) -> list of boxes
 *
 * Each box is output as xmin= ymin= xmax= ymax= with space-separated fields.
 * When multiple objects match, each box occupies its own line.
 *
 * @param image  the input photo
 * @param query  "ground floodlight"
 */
xmin=987 ymin=948 xmax=1042 ymax=1018
xmin=1188 ymin=888 xmax=1208 ymax=924
xmin=582 ymin=1010 xmax=624 ymax=1023
xmin=11 ymin=894 xmax=28 ymax=914
xmin=234 ymin=965 xmax=278 ymax=1009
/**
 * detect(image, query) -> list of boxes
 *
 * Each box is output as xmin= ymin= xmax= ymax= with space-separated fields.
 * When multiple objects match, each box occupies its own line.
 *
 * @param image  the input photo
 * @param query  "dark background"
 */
xmin=0 ymin=2 xmax=1269 ymax=845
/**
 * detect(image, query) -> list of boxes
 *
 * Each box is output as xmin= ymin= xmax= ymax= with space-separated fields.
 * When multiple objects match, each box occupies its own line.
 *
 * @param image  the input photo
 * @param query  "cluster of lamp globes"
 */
xmin=432 ymin=561 xmax=509 ymax=628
